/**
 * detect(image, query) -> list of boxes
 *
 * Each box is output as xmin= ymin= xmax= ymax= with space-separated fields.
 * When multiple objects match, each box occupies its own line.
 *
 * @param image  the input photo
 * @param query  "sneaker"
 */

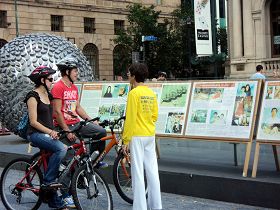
xmin=96 ymin=161 xmax=108 ymax=168
xmin=63 ymin=195 xmax=76 ymax=208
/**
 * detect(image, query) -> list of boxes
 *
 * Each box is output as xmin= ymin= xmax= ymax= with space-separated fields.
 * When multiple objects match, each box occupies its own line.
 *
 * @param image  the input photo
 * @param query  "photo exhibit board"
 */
xmin=185 ymin=80 xmax=260 ymax=140
xmin=80 ymin=82 xmax=130 ymax=123
xmin=146 ymin=82 xmax=191 ymax=136
xmin=75 ymin=83 xmax=83 ymax=101
xmin=256 ymin=80 xmax=280 ymax=142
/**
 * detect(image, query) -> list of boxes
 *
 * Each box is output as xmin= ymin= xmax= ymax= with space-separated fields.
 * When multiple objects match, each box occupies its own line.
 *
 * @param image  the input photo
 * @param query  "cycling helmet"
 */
xmin=56 ymin=57 xmax=78 ymax=83
xmin=56 ymin=57 xmax=78 ymax=71
xmin=28 ymin=66 xmax=56 ymax=83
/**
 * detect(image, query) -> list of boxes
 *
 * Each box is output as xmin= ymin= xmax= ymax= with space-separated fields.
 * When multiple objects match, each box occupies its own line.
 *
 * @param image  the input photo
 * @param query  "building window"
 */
xmin=271 ymin=0 xmax=280 ymax=57
xmin=0 ymin=11 xmax=7 ymax=28
xmin=114 ymin=20 xmax=124 ymax=34
xmin=0 ymin=39 xmax=7 ymax=49
xmin=156 ymin=0 xmax=162 ymax=5
xmin=83 ymin=43 xmax=99 ymax=79
xmin=51 ymin=15 xmax=63 ymax=32
xmin=84 ymin=18 xmax=95 ymax=33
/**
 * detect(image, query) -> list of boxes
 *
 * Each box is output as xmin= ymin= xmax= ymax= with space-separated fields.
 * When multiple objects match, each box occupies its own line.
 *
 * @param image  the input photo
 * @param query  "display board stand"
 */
xmin=243 ymin=141 xmax=253 ymax=177
xmin=155 ymin=137 xmax=161 ymax=159
xmin=251 ymin=142 xmax=280 ymax=178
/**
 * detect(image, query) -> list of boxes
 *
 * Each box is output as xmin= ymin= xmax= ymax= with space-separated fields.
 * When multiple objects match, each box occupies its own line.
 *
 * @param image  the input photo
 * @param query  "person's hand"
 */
xmin=122 ymin=144 xmax=129 ymax=156
xmin=49 ymin=130 xmax=59 ymax=140
xmin=92 ymin=120 xmax=99 ymax=125
xmin=66 ymin=132 xmax=76 ymax=141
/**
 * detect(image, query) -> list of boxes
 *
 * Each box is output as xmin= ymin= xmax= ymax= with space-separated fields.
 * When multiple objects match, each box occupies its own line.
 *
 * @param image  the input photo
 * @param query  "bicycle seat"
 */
xmin=30 ymin=142 xmax=38 ymax=148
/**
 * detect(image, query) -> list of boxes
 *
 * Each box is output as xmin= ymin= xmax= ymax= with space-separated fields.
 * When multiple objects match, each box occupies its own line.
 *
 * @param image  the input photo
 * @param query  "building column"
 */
xmin=232 ymin=0 xmax=243 ymax=58
xmin=243 ymin=0 xmax=254 ymax=57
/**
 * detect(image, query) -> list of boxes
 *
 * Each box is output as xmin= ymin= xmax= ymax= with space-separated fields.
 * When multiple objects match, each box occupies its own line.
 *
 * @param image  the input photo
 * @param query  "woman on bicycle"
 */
xmin=25 ymin=66 xmax=68 ymax=210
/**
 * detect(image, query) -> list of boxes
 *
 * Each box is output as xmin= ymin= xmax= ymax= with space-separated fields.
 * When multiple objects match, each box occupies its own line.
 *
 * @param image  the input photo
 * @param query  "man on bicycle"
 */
xmin=51 ymin=57 xmax=107 ymax=207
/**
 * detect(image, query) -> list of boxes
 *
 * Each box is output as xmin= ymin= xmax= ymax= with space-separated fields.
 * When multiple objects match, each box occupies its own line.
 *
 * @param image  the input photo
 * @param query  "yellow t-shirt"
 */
xmin=122 ymin=85 xmax=158 ymax=145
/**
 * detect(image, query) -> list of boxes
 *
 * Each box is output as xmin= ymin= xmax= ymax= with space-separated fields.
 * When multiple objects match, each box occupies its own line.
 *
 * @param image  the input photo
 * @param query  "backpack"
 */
xmin=15 ymin=91 xmax=40 ymax=140
xmin=15 ymin=112 xmax=29 ymax=140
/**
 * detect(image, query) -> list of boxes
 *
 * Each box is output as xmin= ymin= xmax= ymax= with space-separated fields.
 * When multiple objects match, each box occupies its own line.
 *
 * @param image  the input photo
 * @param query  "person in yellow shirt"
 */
xmin=122 ymin=63 xmax=162 ymax=210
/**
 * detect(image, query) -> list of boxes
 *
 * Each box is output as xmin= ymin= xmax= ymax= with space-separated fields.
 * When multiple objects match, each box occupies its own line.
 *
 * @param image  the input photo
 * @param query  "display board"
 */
xmin=147 ymin=82 xmax=191 ymax=135
xmin=185 ymin=80 xmax=260 ymax=140
xmin=256 ymin=80 xmax=280 ymax=142
xmin=80 ymin=82 xmax=130 ymax=121
xmin=75 ymin=83 xmax=83 ymax=100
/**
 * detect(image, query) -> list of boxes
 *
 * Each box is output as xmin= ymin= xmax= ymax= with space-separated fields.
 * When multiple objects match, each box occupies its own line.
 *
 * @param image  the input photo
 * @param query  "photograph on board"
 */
xmin=190 ymin=109 xmax=207 ymax=123
xmin=260 ymin=107 xmax=280 ymax=135
xmin=209 ymin=110 xmax=227 ymax=125
xmin=160 ymin=84 xmax=188 ymax=107
xmin=165 ymin=112 xmax=184 ymax=134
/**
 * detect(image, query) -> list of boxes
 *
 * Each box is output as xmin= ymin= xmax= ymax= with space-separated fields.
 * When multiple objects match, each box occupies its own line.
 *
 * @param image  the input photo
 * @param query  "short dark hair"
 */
xmin=272 ymin=107 xmax=278 ymax=112
xmin=158 ymin=71 xmax=167 ymax=77
xmin=256 ymin=65 xmax=263 ymax=72
xmin=128 ymin=63 xmax=149 ymax=83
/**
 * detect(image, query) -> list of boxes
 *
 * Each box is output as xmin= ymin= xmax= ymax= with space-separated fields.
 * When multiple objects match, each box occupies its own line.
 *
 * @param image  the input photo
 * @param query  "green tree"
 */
xmin=113 ymin=3 xmax=227 ymax=79
xmin=113 ymin=4 xmax=176 ymax=78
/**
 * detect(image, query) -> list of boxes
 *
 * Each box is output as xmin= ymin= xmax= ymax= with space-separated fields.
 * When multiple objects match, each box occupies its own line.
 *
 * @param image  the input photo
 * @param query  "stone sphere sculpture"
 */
xmin=0 ymin=33 xmax=93 ymax=133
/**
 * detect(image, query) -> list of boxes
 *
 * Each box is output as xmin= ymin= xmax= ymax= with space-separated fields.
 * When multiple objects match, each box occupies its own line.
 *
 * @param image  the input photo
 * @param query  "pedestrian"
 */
xmin=122 ymin=63 xmax=162 ymax=210
xmin=51 ymin=58 xmax=107 ymax=208
xmin=25 ymin=66 xmax=68 ymax=210
xmin=157 ymin=71 xmax=167 ymax=81
xmin=250 ymin=65 xmax=266 ymax=79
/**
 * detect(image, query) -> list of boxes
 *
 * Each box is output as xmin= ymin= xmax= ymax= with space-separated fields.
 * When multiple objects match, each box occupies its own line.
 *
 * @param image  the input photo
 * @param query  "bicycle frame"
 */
xmin=92 ymin=131 xmax=120 ymax=168
xmin=35 ymin=138 xmax=89 ymax=174
xmin=91 ymin=117 xmax=131 ymax=180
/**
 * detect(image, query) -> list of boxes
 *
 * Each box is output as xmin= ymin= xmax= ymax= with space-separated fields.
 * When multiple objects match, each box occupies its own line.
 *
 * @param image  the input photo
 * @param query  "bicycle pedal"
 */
xmin=41 ymin=183 xmax=63 ymax=191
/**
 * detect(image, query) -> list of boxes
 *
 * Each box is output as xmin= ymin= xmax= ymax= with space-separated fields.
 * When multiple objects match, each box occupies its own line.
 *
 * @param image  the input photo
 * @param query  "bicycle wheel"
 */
xmin=0 ymin=158 xmax=43 ymax=210
xmin=113 ymin=152 xmax=133 ymax=204
xmin=71 ymin=164 xmax=113 ymax=210
xmin=113 ymin=152 xmax=147 ymax=204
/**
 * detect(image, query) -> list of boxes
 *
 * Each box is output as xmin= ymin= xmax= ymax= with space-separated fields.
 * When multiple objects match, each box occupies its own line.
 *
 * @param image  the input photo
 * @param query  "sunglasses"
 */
xmin=46 ymin=78 xmax=54 ymax=82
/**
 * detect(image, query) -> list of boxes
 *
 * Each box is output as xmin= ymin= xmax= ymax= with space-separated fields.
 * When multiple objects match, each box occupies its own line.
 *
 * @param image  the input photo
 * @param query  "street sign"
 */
xmin=142 ymin=35 xmax=158 ymax=42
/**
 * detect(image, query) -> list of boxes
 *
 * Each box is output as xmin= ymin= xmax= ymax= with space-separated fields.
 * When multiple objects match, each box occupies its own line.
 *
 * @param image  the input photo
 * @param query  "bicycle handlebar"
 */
xmin=58 ymin=117 xmax=100 ymax=136
xmin=99 ymin=116 xmax=126 ymax=131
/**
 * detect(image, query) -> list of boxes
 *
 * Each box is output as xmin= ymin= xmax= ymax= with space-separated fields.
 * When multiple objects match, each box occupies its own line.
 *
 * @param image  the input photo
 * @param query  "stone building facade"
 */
xmin=228 ymin=0 xmax=280 ymax=78
xmin=0 ymin=0 xmax=180 ymax=80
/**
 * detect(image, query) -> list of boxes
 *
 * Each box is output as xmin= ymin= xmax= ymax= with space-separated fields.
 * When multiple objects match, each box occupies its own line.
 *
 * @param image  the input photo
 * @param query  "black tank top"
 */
xmin=24 ymin=91 xmax=54 ymax=135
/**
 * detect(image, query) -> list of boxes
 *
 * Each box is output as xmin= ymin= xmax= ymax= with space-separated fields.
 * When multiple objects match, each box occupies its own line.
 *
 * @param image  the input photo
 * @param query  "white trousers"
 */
xmin=130 ymin=136 xmax=162 ymax=210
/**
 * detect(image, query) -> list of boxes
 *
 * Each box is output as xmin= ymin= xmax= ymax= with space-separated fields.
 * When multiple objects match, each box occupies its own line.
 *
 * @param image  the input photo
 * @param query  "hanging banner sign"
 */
xmin=194 ymin=0 xmax=213 ymax=56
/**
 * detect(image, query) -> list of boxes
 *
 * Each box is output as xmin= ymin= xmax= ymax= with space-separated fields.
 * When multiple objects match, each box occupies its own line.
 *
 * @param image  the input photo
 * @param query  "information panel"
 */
xmin=185 ymin=81 xmax=259 ymax=139
xmin=256 ymin=81 xmax=280 ymax=141
xmin=80 ymin=83 xmax=130 ymax=121
xmin=147 ymin=82 xmax=191 ymax=135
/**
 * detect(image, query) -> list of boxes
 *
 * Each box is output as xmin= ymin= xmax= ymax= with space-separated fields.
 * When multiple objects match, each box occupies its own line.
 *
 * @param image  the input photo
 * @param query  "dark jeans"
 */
xmin=27 ymin=133 xmax=67 ymax=184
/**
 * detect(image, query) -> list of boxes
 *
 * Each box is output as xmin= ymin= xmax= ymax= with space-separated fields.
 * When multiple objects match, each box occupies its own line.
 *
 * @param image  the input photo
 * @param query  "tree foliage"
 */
xmin=113 ymin=3 xmax=227 ymax=79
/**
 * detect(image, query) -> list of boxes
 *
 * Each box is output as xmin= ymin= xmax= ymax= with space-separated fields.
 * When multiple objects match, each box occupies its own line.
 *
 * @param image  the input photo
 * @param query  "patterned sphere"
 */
xmin=0 ymin=33 xmax=93 ymax=133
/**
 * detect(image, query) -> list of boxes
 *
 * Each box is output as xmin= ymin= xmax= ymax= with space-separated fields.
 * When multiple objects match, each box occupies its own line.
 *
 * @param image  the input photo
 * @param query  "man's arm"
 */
xmin=52 ymin=99 xmax=70 ymax=131
xmin=75 ymin=100 xmax=92 ymax=120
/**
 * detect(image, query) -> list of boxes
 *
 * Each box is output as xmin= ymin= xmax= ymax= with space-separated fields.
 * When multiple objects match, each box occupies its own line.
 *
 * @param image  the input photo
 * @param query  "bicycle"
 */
xmin=0 ymin=117 xmax=113 ymax=210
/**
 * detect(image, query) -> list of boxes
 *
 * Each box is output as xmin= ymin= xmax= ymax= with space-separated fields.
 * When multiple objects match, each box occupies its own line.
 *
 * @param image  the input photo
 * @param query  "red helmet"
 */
xmin=28 ymin=66 xmax=56 ymax=83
